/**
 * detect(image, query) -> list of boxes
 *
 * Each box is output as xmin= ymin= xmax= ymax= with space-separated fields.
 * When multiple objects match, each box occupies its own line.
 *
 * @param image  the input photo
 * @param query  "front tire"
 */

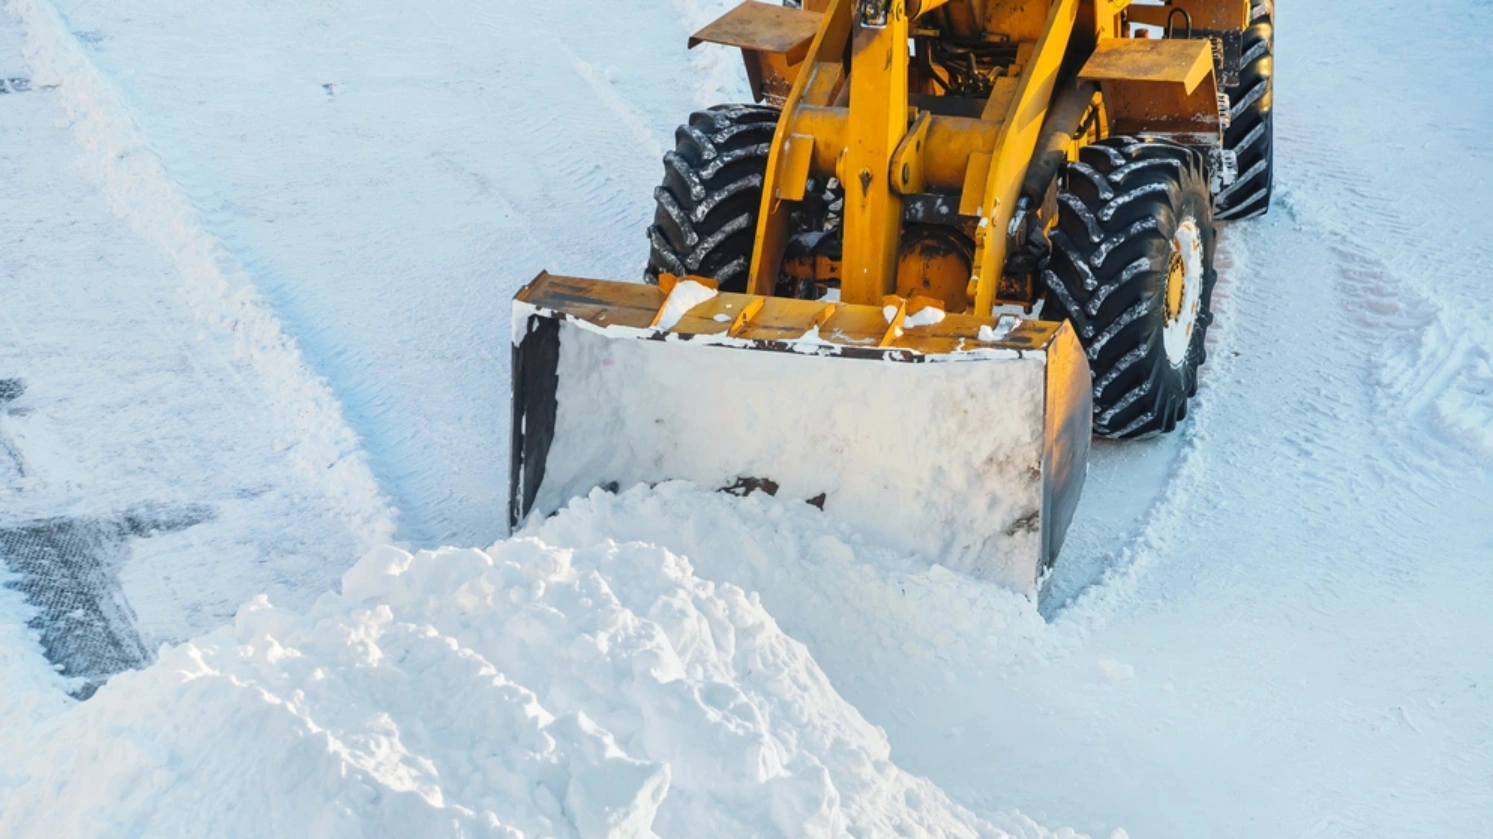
xmin=1043 ymin=137 xmax=1219 ymax=439
xmin=645 ymin=105 xmax=778 ymax=292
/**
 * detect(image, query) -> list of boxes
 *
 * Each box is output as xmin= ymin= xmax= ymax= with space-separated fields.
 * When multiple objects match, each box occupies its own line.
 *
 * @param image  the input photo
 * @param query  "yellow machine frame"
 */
xmin=690 ymin=0 xmax=1240 ymax=316
xmin=507 ymin=0 xmax=1256 ymax=582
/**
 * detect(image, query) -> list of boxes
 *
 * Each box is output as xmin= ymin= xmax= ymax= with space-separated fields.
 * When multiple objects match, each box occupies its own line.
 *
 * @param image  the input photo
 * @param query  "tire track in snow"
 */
xmin=7 ymin=0 xmax=396 ymax=547
xmin=1057 ymin=0 xmax=1493 ymax=628
xmin=669 ymin=0 xmax=754 ymax=104
xmin=1270 ymin=0 xmax=1493 ymax=470
xmin=559 ymin=43 xmax=665 ymax=164
xmin=19 ymin=0 xmax=712 ymax=547
xmin=1050 ymin=234 xmax=1247 ymax=628
xmin=1278 ymin=122 xmax=1493 ymax=471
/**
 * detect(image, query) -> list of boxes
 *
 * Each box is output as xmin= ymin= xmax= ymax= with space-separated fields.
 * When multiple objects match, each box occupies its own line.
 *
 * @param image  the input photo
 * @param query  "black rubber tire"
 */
xmin=1043 ymin=137 xmax=1219 ymax=439
xmin=646 ymin=105 xmax=779 ymax=292
xmin=1215 ymin=0 xmax=1274 ymax=220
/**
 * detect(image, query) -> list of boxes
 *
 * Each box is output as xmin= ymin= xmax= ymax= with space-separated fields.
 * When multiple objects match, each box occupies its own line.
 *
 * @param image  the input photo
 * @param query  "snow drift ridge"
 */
xmin=6 ymin=0 xmax=395 ymax=546
xmin=0 ymin=506 xmax=1077 ymax=838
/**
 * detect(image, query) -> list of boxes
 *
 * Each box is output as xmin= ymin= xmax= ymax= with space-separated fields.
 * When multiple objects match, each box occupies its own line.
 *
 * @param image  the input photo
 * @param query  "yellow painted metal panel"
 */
xmin=689 ymin=1 xmax=823 ymax=62
xmin=1082 ymin=39 xmax=1221 ymax=141
xmin=889 ymin=111 xmax=933 ymax=195
xmin=959 ymin=150 xmax=994 ymax=216
xmin=1127 ymin=0 xmax=1249 ymax=31
xmin=970 ymin=0 xmax=1080 ymax=315
xmin=800 ymin=60 xmax=846 ymax=106
xmin=839 ymin=2 xmax=912 ymax=305
xmin=981 ymin=75 xmax=1023 ymax=122
xmin=515 ymin=272 xmax=1061 ymax=355
xmin=748 ymin=0 xmax=854 ymax=296
xmin=923 ymin=116 xmax=999 ymax=191
xmin=1080 ymin=37 xmax=1214 ymax=94
xmin=775 ymin=133 xmax=816 ymax=201
xmin=791 ymin=106 xmax=999 ymax=191
xmin=982 ymin=0 xmax=1054 ymax=41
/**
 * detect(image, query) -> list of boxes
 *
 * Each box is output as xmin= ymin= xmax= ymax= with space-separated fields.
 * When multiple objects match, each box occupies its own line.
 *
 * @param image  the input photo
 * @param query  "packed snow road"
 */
xmin=3 ymin=0 xmax=1493 ymax=836
xmin=0 ymin=10 xmax=389 ymax=710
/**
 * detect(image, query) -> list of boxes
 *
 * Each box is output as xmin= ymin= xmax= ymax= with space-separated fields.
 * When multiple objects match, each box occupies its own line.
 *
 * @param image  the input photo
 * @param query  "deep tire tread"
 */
xmin=646 ymin=105 xmax=779 ymax=290
xmin=1044 ymin=136 xmax=1220 ymax=439
xmin=1216 ymin=1 xmax=1274 ymax=220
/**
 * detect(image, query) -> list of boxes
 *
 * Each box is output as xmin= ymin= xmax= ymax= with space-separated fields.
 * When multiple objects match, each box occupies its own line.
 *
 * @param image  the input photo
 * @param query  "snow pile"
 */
xmin=527 ymin=483 xmax=1058 ymax=683
xmin=0 ymin=573 xmax=72 ymax=730
xmin=0 ymin=523 xmax=1073 ymax=839
xmin=1437 ymin=350 xmax=1493 ymax=461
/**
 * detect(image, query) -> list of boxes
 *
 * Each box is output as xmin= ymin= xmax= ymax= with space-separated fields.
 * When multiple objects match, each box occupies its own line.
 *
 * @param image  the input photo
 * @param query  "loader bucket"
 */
xmin=509 ymin=272 xmax=1091 ymax=593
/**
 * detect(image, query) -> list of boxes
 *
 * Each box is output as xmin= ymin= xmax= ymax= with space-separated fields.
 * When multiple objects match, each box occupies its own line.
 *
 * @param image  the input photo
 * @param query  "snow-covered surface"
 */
xmin=4 ymin=0 xmax=1493 ymax=835
xmin=978 ymin=316 xmax=1021 ymax=343
xmin=2 ymin=0 xmax=720 ymax=549
xmin=2 ymin=525 xmax=1063 ymax=838
xmin=0 ymin=7 xmax=384 ymax=710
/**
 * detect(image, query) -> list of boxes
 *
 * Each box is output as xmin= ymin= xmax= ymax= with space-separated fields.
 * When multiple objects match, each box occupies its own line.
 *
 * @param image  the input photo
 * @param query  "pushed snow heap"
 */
xmin=0 ymin=499 xmax=1072 ymax=839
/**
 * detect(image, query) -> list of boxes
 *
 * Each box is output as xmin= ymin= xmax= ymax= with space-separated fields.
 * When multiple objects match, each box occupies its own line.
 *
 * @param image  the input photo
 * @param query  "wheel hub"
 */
xmin=1165 ymin=250 xmax=1185 ymax=322
xmin=1162 ymin=219 xmax=1205 ymax=367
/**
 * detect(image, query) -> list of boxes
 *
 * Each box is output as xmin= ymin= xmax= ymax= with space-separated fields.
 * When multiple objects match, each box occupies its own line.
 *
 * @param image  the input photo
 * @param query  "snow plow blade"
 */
xmin=510 ymin=272 xmax=1091 ymax=593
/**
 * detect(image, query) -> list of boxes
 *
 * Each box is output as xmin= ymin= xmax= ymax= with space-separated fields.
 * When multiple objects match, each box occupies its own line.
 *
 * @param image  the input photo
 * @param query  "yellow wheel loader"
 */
xmin=510 ymin=0 xmax=1274 ymax=592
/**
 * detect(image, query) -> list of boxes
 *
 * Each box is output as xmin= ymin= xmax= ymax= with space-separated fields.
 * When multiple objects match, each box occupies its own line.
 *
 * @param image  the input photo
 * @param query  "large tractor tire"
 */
xmin=1215 ymin=0 xmax=1274 ymax=220
xmin=646 ymin=105 xmax=778 ymax=292
xmin=1043 ymin=137 xmax=1219 ymax=439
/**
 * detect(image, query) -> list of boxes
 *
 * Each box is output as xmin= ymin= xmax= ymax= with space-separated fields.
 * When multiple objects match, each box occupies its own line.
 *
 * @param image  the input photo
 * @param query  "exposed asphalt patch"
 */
xmin=1 ymin=503 xmax=215 ymax=699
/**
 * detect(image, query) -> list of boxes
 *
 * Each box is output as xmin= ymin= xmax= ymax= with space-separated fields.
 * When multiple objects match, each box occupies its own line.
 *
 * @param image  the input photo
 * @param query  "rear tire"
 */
xmin=646 ymin=105 xmax=778 ymax=292
xmin=1216 ymin=1 xmax=1274 ymax=220
xmin=1043 ymin=137 xmax=1219 ymax=439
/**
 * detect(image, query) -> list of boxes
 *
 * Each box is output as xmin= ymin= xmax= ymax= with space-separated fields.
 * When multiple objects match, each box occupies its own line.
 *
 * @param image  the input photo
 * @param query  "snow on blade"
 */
xmin=903 ymin=305 xmax=948 ymax=329
xmin=528 ymin=319 xmax=1056 ymax=591
xmin=978 ymin=317 xmax=1021 ymax=343
xmin=654 ymin=279 xmax=718 ymax=332
xmin=0 ymin=524 xmax=1076 ymax=839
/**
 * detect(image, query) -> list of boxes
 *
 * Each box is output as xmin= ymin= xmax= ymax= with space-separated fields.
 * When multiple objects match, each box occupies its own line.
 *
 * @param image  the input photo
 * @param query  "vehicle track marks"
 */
xmin=9 ymin=0 xmax=397 ymax=547
xmin=1282 ymin=143 xmax=1493 ymax=470
xmin=1045 ymin=234 xmax=1245 ymax=624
